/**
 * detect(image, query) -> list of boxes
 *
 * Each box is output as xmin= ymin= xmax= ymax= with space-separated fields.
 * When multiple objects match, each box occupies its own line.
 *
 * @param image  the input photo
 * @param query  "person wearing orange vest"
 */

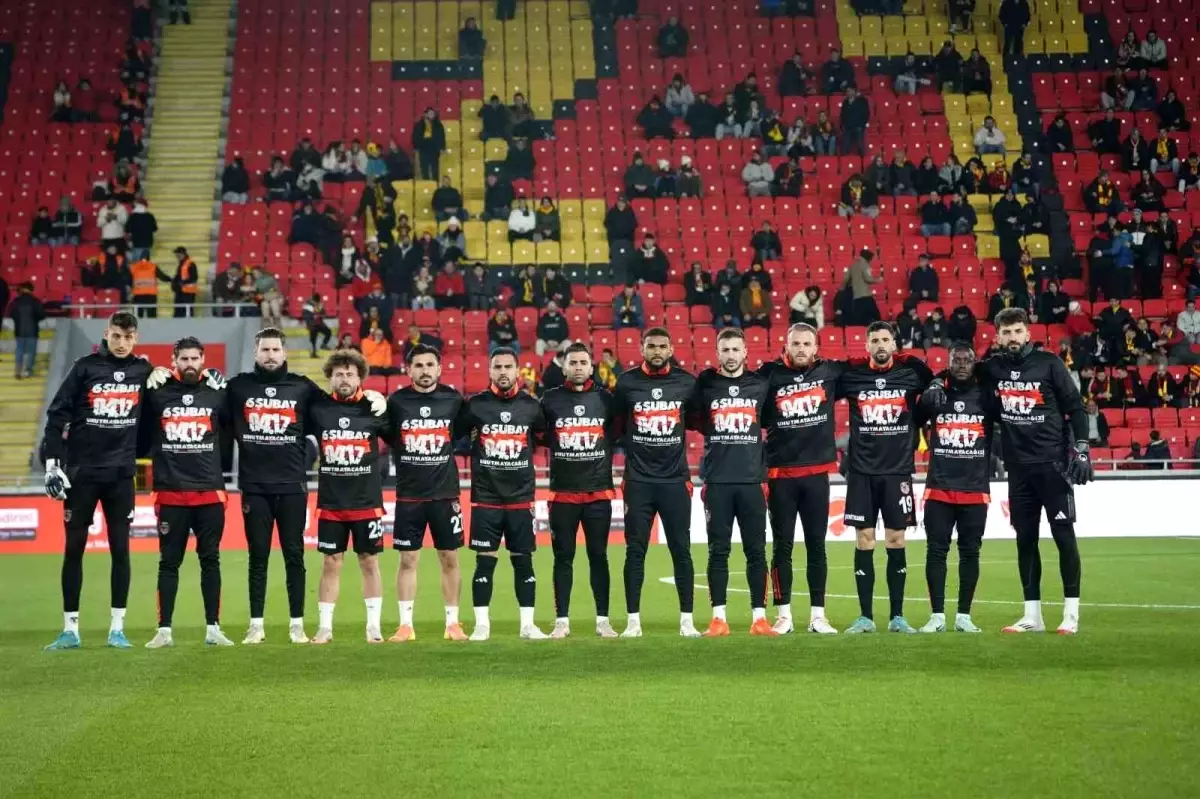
xmin=130 ymin=257 xmax=171 ymax=318
xmin=172 ymin=247 xmax=199 ymax=318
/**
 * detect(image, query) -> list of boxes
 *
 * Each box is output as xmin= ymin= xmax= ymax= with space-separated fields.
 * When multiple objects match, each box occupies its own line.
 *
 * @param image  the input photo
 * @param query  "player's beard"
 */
xmin=493 ymin=376 xmax=514 ymax=391
xmin=179 ymin=367 xmax=201 ymax=385
xmin=257 ymin=358 xmax=284 ymax=372
xmin=413 ymin=374 xmax=436 ymax=389
xmin=334 ymin=383 xmax=357 ymax=398
xmin=645 ymin=355 xmax=668 ymax=369
xmin=871 ymin=349 xmax=892 ymax=365
xmin=720 ymin=359 xmax=744 ymax=376
xmin=787 ymin=350 xmax=812 ymax=368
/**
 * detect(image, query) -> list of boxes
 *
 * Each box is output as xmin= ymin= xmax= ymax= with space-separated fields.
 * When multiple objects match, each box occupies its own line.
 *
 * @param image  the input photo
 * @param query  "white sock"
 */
xmin=777 ymin=603 xmax=793 ymax=620
xmin=364 ymin=597 xmax=382 ymax=629
xmin=677 ymin=612 xmax=689 ymax=627
xmin=930 ymin=612 xmax=946 ymax=622
xmin=1024 ymin=600 xmax=1043 ymax=622
xmin=250 ymin=617 xmax=264 ymax=628
xmin=63 ymin=612 xmax=79 ymax=634
xmin=752 ymin=607 xmax=766 ymax=622
xmin=555 ymin=616 xmax=569 ymax=626
xmin=289 ymin=616 xmax=305 ymax=628
xmin=445 ymin=605 xmax=459 ymax=626
xmin=474 ymin=606 xmax=490 ymax=627
xmin=206 ymin=624 xmax=220 ymax=636
xmin=712 ymin=605 xmax=726 ymax=622
xmin=629 ymin=611 xmax=642 ymax=627
xmin=317 ymin=603 xmax=335 ymax=631
xmin=596 ymin=615 xmax=609 ymax=625
xmin=110 ymin=608 xmax=126 ymax=633
xmin=398 ymin=600 xmax=414 ymax=627
xmin=519 ymin=606 xmax=535 ymax=628
xmin=1063 ymin=597 xmax=1080 ymax=618
xmin=808 ymin=604 xmax=821 ymax=620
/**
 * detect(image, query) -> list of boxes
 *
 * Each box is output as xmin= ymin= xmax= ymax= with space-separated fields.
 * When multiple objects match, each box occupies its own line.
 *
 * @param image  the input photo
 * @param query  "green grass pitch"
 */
xmin=1 ymin=538 xmax=1198 ymax=798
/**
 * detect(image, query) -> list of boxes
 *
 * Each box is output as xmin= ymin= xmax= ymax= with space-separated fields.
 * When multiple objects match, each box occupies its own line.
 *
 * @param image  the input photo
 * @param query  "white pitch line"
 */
xmin=656 ymin=577 xmax=1200 ymax=611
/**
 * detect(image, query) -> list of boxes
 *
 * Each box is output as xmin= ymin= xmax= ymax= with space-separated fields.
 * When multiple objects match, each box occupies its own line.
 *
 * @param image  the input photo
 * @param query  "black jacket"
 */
xmin=604 ymin=205 xmax=637 ymax=242
xmin=685 ymin=101 xmax=721 ymax=138
xmin=840 ymin=96 xmax=870 ymax=131
xmin=412 ymin=117 xmax=447 ymax=153
xmin=9 ymin=292 xmax=44 ymax=338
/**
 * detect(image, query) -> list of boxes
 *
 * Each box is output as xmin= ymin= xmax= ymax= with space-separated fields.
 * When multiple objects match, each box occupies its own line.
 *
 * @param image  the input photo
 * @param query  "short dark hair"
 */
xmin=641 ymin=326 xmax=671 ymax=342
xmin=866 ymin=320 xmax=895 ymax=337
xmin=717 ymin=327 xmax=745 ymax=342
xmin=489 ymin=347 xmax=518 ymax=364
xmin=255 ymin=327 xmax=285 ymax=345
xmin=108 ymin=311 xmax=138 ymax=331
xmin=787 ymin=322 xmax=818 ymax=340
xmin=994 ymin=308 xmax=1029 ymax=329
xmin=948 ymin=340 xmax=975 ymax=355
xmin=564 ymin=341 xmax=592 ymax=358
xmin=173 ymin=336 xmax=205 ymax=357
xmin=405 ymin=343 xmax=441 ymax=365
xmin=323 ymin=348 xmax=368 ymax=379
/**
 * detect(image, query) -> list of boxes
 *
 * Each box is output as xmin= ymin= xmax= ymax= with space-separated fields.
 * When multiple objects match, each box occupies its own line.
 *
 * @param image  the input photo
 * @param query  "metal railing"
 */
xmin=62 ymin=301 xmax=262 ymax=319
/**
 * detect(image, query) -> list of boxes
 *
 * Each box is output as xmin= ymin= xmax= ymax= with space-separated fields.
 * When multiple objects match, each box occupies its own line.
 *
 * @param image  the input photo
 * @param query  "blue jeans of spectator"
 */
xmin=952 ymin=219 xmax=974 ymax=235
xmin=841 ymin=128 xmax=865 ymax=155
xmin=129 ymin=247 xmax=150 ymax=262
xmin=814 ymin=134 xmax=837 ymax=155
xmin=714 ymin=316 xmax=742 ymax=330
xmin=977 ymin=143 xmax=1006 ymax=154
xmin=14 ymin=337 xmax=36 ymax=376
xmin=921 ymin=223 xmax=952 ymax=237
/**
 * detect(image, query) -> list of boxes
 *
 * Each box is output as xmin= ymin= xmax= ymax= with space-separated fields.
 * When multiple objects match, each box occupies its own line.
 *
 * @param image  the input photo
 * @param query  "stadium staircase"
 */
xmin=0 ymin=355 xmax=50 ymax=479
xmin=143 ymin=0 xmax=234 ymax=310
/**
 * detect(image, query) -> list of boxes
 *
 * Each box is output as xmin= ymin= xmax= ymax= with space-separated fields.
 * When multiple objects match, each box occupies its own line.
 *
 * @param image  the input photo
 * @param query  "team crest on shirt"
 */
xmin=651 ymin=388 xmax=663 ymax=399
xmin=729 ymin=386 xmax=739 ymax=397
xmin=420 ymin=406 xmax=431 ymax=418
xmin=265 ymin=387 xmax=277 ymax=397
xmin=159 ymin=521 xmax=169 ymax=536
xmin=900 ymin=482 xmax=911 ymax=495
xmin=574 ymin=405 xmax=586 ymax=416
xmin=63 ymin=509 xmax=72 ymax=523
xmin=338 ymin=417 xmax=350 ymax=429
xmin=875 ymin=378 xmax=886 ymax=389
xmin=182 ymin=394 xmax=194 ymax=406
xmin=1010 ymin=371 xmax=1021 ymax=380
xmin=113 ymin=371 xmax=125 ymax=382
xmin=954 ymin=401 xmax=965 ymax=412
xmin=500 ymin=411 xmax=512 ymax=423
xmin=452 ymin=500 xmax=461 ymax=514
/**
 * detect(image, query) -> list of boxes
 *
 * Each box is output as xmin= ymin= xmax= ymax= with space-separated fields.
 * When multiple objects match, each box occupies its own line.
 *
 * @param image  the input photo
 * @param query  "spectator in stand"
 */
xmin=624 ymin=152 xmax=655 ymax=199
xmin=458 ymin=15 xmax=485 ymax=58
xmin=740 ymin=276 xmax=772 ymax=328
xmin=1096 ymin=296 xmax=1135 ymax=352
xmin=1103 ymin=225 xmax=1137 ymax=298
xmin=365 ymin=142 xmax=387 ymax=181
xmin=712 ymin=282 xmax=741 ymax=329
xmin=932 ymin=40 xmax=964 ymax=92
xmin=653 ymin=159 xmax=678 ymax=198
xmin=739 ymin=149 xmax=777 ymax=196
xmin=358 ymin=283 xmax=394 ymax=334
xmin=434 ymin=261 xmax=465 ymax=309
xmin=302 ymin=293 xmax=332 ymax=357
xmin=750 ymin=221 xmax=782 ymax=261
xmin=482 ymin=173 xmax=515 ymax=221
xmin=1066 ymin=299 xmax=1094 ymax=338
xmin=631 ymin=233 xmax=669 ymax=285
xmin=988 ymin=284 xmax=1017 ymax=319
xmin=349 ymin=259 xmax=376 ymax=307
xmin=665 ymin=74 xmax=695 ymax=118
xmin=1017 ymin=276 xmax=1041 ymax=320
xmin=437 ymin=217 xmax=466 ymax=262
xmin=1116 ymin=31 xmax=1139 ymax=70
xmin=540 ymin=265 xmax=572 ymax=307
xmin=250 ymin=265 xmax=282 ymax=326
xmin=1178 ymin=299 xmax=1200 ymax=344
xmin=383 ymin=138 xmax=414 ymax=181
xmin=1157 ymin=90 xmax=1190 ymax=132
xmin=1147 ymin=361 xmax=1180 ymax=407
xmin=108 ymin=163 xmax=140 ymax=202
xmin=400 ymin=324 xmax=442 ymax=360
xmin=1039 ymin=280 xmax=1070 ymax=324
xmin=760 ymin=110 xmax=788 ymax=155
xmin=97 ymin=198 xmax=129 ymax=252
xmin=1089 ymin=108 xmax=1122 ymax=155
xmin=612 ymin=285 xmax=645 ymax=330
xmin=1188 ymin=369 xmax=1200 ymax=407
xmin=289 ymin=200 xmax=323 ymax=248
xmin=1010 ymin=151 xmax=1038 ymax=197
xmin=507 ymin=198 xmax=537 ymax=242
xmin=167 ymin=247 xmax=197 ymax=318
xmin=839 ymin=87 xmax=870 ymax=155
xmin=909 ymin=253 xmax=939 ymax=302
xmin=358 ymin=305 xmax=391 ymax=344
xmin=9 ymin=282 xmax=43 ymax=379
xmin=1179 ymin=153 xmax=1200 ymax=193
xmin=1082 ymin=400 xmax=1110 ymax=446
xmin=509 ymin=93 xmax=540 ymax=141
xmin=973 ymin=116 xmax=1006 ymax=154
xmin=933 ymin=154 xmax=960 ymax=194
xmin=321 ymin=142 xmax=352 ymax=181
xmin=509 ymin=264 xmax=540 ymax=308
xmin=213 ymin=263 xmax=243 ymax=316
xmin=503 ymin=137 xmax=535 ymax=180
xmin=1128 ymin=67 xmax=1158 ymax=111
xmin=221 ymin=156 xmax=250 ymax=204
xmin=362 ymin=327 xmax=398 ymax=376
xmin=126 ymin=200 xmax=157 ymax=262
xmin=839 ymin=174 xmax=879 ymax=218
xmin=986 ymin=160 xmax=1011 ymax=194
xmin=432 ymin=176 xmax=465 ymax=221
xmin=789 ymin=285 xmax=825 ymax=328
xmin=889 ymin=149 xmax=917 ymax=195
xmin=657 ymin=15 xmax=689 ymax=58
xmin=780 ymin=52 xmax=814 ymax=97
xmin=685 ymin=261 xmax=714 ymax=307
xmin=896 ymin=305 xmax=924 ymax=349
xmin=961 ymin=49 xmax=992 ymax=96
xmin=29 ymin=207 xmax=53 ymax=246
xmin=294 ymin=160 xmax=324 ymax=201
xmin=923 ymin=307 xmax=948 ymax=349
xmin=72 ymin=78 xmax=98 ymax=122
xmin=535 ymin=301 xmax=570 ymax=356
xmin=541 ymin=343 xmax=570 ymax=392
xmin=947 ymin=304 xmax=977 ymax=343
xmin=51 ymin=80 xmax=72 ymax=122
xmin=335 ymin=332 xmax=357 ymax=351
xmin=1142 ymin=430 xmax=1171 ymax=468
xmin=919 ymin=192 xmax=950 ymax=237
xmin=1046 ymin=113 xmax=1075 ymax=153
xmin=1140 ymin=31 xmax=1168 ymax=69
xmin=479 ymin=95 xmax=511 ymax=142
xmin=596 ymin=349 xmax=620 ymax=390
xmin=745 ymin=259 xmax=773 ymax=291
xmin=532 ymin=195 xmax=561 ymax=242
xmin=1084 ymin=170 xmax=1123 ymax=215
xmin=51 ymin=198 xmax=82 ymax=245
xmin=810 ymin=110 xmax=837 ymax=155
xmin=685 ymin=90 xmax=721 ymax=138
xmin=264 ymin=157 xmax=296 ymax=203
xmin=677 ymin=156 xmax=703 ymax=198
xmin=734 ymin=72 xmax=766 ymax=121
xmin=865 ymin=155 xmax=892 ymax=199
xmin=786 ymin=118 xmax=815 ymax=157
xmin=410 ymin=264 xmax=436 ymax=310
xmin=290 ymin=138 xmax=321 ymax=173
xmin=912 ymin=156 xmax=939 ymax=196
xmin=949 ymin=0 xmax=975 ymax=32
xmin=465 ymin=262 xmax=497 ymax=310
xmin=412 ymin=108 xmax=447 ymax=181
xmin=1155 ymin=318 xmax=1194 ymax=364
xmin=714 ymin=259 xmax=742 ymax=293
xmin=893 ymin=53 xmax=931 ymax=95
xmin=843 ymin=248 xmax=880 ymax=325
xmin=1114 ymin=364 xmax=1149 ymax=406
xmin=1122 ymin=128 xmax=1151 ymax=173
xmin=820 ymin=48 xmax=856 ymax=94
xmin=999 ymin=0 xmax=1031 ymax=56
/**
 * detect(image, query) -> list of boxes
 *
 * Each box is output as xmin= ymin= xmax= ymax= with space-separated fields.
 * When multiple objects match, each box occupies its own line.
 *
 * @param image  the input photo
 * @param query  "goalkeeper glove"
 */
xmin=146 ymin=366 xmax=172 ymax=389
xmin=201 ymin=368 xmax=227 ymax=391
xmin=45 ymin=459 xmax=71 ymax=501
xmin=364 ymin=389 xmax=387 ymax=416
xmin=923 ymin=378 xmax=948 ymax=409
xmin=1065 ymin=442 xmax=1094 ymax=486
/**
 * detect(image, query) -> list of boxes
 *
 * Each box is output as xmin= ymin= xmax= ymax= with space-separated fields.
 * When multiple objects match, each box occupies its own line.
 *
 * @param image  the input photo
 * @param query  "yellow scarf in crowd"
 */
xmin=1157 ymin=139 xmax=1171 ymax=160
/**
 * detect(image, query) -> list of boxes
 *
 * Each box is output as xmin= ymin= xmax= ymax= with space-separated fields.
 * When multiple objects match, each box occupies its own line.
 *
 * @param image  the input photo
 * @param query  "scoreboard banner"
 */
xmin=0 ymin=480 xmax=1190 ymax=555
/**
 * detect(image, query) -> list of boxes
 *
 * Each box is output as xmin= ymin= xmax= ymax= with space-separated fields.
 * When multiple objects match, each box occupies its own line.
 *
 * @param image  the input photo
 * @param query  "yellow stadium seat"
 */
xmin=561 ymin=222 xmax=584 ymax=243
xmin=1022 ymin=234 xmax=1050 ymax=257
xmin=464 ymin=198 xmax=484 ymax=218
xmin=513 ymin=241 xmax=536 ymax=263
xmin=980 ymin=153 xmax=1006 ymax=169
xmin=967 ymin=193 xmax=992 ymax=212
xmin=558 ymin=241 xmax=583 ymax=261
xmin=536 ymin=241 xmax=561 ymax=263
xmin=841 ymin=37 xmax=865 ymax=57
xmin=486 ymin=139 xmax=508 ymax=162
xmin=975 ymin=235 xmax=1000 ymax=259
xmin=391 ymin=2 xmax=414 ymax=60
xmin=976 ymin=33 xmax=999 ymax=52
xmin=882 ymin=17 xmax=904 ymax=37
xmin=487 ymin=241 xmax=512 ymax=265
xmin=905 ymin=16 xmax=927 ymax=36
xmin=582 ymin=199 xmax=606 ymax=221
xmin=413 ymin=2 xmax=437 ymax=59
xmin=586 ymin=242 xmax=609 ymax=263
xmin=853 ymin=17 xmax=874 ymax=37
xmin=974 ymin=18 xmax=996 ymax=36
xmin=886 ymin=36 xmax=908 ymax=56
xmin=370 ymin=3 xmax=392 ymax=61
xmin=556 ymin=200 xmax=581 ymax=221
xmin=927 ymin=17 xmax=948 ymax=37
xmin=974 ymin=215 xmax=994 ymax=232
